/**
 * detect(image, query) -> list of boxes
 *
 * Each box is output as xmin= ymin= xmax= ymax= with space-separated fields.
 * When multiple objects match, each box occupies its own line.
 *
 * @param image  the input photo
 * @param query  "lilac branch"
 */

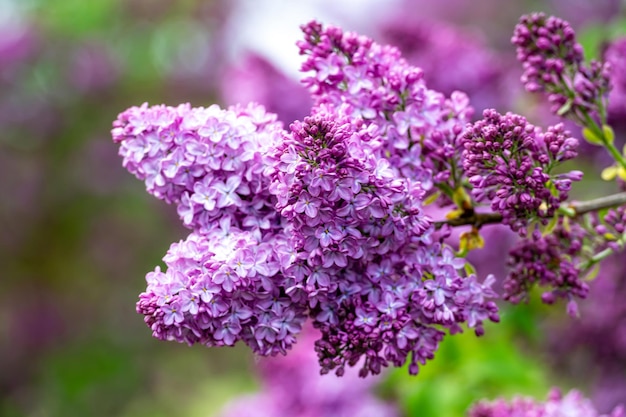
xmin=434 ymin=191 xmax=626 ymax=229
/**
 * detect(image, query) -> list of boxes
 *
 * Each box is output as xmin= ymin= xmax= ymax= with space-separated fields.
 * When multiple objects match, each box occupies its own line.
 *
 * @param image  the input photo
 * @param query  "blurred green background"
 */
xmin=1 ymin=0 xmax=622 ymax=416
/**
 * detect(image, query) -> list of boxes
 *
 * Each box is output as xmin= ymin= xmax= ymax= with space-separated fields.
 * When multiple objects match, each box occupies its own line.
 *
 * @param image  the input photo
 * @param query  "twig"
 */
xmin=434 ymin=191 xmax=626 ymax=229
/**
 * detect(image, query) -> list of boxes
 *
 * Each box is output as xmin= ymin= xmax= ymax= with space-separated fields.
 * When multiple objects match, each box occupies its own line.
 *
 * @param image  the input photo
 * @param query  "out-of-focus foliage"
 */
xmin=0 ymin=0 xmax=251 ymax=416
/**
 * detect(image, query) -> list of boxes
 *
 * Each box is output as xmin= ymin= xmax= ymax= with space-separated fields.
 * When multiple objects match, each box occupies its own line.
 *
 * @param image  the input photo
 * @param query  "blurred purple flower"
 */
xmin=468 ymin=388 xmax=624 ymax=417
xmin=546 ymin=251 xmax=626 ymax=411
xmin=379 ymin=18 xmax=511 ymax=112
xmin=68 ymin=41 xmax=120 ymax=93
xmin=606 ymin=38 xmax=626 ymax=131
xmin=219 ymin=326 xmax=399 ymax=417
xmin=220 ymin=52 xmax=312 ymax=124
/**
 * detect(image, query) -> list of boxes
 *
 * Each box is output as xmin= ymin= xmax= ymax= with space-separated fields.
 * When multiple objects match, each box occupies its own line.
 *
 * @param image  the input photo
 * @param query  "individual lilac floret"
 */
xmin=504 ymin=220 xmax=589 ymax=317
xmin=463 ymin=109 xmax=582 ymax=235
xmin=298 ymin=20 xmax=473 ymax=206
xmin=512 ymin=13 xmax=611 ymax=123
xmin=218 ymin=327 xmax=399 ymax=417
xmin=136 ymin=226 xmax=307 ymax=356
xmin=467 ymin=388 xmax=624 ymax=417
xmin=266 ymin=104 xmax=499 ymax=376
xmin=111 ymin=102 xmax=285 ymax=235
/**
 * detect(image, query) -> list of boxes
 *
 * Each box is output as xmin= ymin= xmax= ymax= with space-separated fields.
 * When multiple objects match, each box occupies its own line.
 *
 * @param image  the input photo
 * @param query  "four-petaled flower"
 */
xmin=293 ymin=192 xmax=320 ymax=218
xmin=162 ymin=302 xmax=184 ymax=326
xmin=354 ymin=307 xmax=379 ymax=327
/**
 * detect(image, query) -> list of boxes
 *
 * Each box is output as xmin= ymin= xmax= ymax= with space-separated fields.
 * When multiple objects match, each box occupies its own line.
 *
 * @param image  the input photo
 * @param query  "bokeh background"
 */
xmin=1 ymin=0 xmax=625 ymax=416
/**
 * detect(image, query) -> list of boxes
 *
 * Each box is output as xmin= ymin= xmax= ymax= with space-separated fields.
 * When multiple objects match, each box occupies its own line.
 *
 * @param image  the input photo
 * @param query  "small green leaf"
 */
xmin=464 ymin=262 xmax=477 ymax=276
xmin=460 ymin=229 xmax=485 ymax=253
xmin=557 ymin=100 xmax=573 ymax=116
xmin=601 ymin=165 xmax=618 ymax=181
xmin=584 ymin=263 xmax=601 ymax=281
xmin=582 ymin=127 xmax=603 ymax=145
xmin=423 ymin=191 xmax=441 ymax=206
xmin=452 ymin=187 xmax=472 ymax=210
xmin=542 ymin=215 xmax=559 ymax=234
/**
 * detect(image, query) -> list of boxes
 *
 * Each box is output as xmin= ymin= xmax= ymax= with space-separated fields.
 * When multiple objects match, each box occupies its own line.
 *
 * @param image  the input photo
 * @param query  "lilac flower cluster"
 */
xmin=298 ymin=20 xmax=473 ymax=205
xmin=504 ymin=220 xmax=589 ymax=317
xmin=114 ymin=102 xmax=309 ymax=355
xmin=512 ymin=13 xmax=611 ymax=123
xmin=468 ymin=388 xmax=624 ymax=417
xmin=115 ymin=20 xmax=503 ymax=378
xmin=111 ymin=102 xmax=284 ymax=234
xmin=463 ymin=109 xmax=582 ymax=234
xmin=595 ymin=205 xmax=626 ymax=252
xmin=266 ymin=104 xmax=499 ymax=376
xmin=136 ymin=228 xmax=306 ymax=354
xmin=218 ymin=327 xmax=398 ymax=417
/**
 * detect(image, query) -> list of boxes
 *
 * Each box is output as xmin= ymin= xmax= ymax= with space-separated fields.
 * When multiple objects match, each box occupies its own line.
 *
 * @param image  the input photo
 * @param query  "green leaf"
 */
xmin=542 ymin=215 xmax=559 ymax=235
xmin=582 ymin=127 xmax=604 ymax=145
xmin=37 ymin=0 xmax=121 ymax=37
xmin=423 ymin=191 xmax=441 ymax=206
xmin=452 ymin=187 xmax=471 ymax=210
xmin=557 ymin=100 xmax=572 ymax=116
xmin=584 ymin=263 xmax=601 ymax=281
xmin=464 ymin=262 xmax=477 ymax=276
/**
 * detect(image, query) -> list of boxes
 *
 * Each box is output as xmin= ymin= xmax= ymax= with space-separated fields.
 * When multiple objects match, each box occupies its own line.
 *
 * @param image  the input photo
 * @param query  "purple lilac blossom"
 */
xmin=603 ymin=38 xmax=626 ymax=185
xmin=111 ymin=101 xmax=284 ymax=235
xmin=218 ymin=327 xmax=398 ymax=417
xmin=116 ymin=21 xmax=501 ymax=378
xmin=0 ymin=22 xmax=38 ymax=79
xmin=266 ymin=104 xmax=499 ymax=376
xmin=512 ymin=13 xmax=611 ymax=124
xmin=504 ymin=220 xmax=589 ymax=316
xmin=297 ymin=20 xmax=473 ymax=206
xmin=462 ymin=109 xmax=582 ymax=235
xmin=114 ymin=102 xmax=308 ymax=355
xmin=595 ymin=205 xmax=626 ymax=252
xmin=136 ymin=227 xmax=307 ymax=355
xmin=422 ymin=203 xmax=517 ymax=294
xmin=467 ymin=388 xmax=624 ymax=417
